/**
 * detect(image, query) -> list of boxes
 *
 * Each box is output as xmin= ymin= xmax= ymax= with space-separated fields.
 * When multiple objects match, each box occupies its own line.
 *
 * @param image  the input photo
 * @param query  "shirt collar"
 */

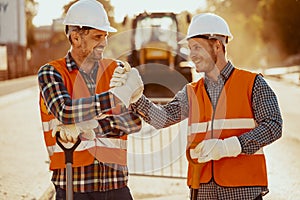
xmin=65 ymin=51 xmax=79 ymax=72
xmin=204 ymin=61 xmax=234 ymax=83
xmin=221 ymin=61 xmax=234 ymax=81
xmin=65 ymin=52 xmax=99 ymax=75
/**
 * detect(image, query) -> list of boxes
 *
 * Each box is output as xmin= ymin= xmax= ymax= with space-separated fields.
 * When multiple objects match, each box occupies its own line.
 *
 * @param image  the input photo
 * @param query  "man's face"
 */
xmin=79 ymin=29 xmax=108 ymax=61
xmin=188 ymin=38 xmax=217 ymax=73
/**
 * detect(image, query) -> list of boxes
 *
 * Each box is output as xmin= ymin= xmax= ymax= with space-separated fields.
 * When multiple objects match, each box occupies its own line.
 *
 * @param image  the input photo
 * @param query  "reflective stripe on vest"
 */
xmin=189 ymin=147 xmax=264 ymax=160
xmin=186 ymin=68 xmax=268 ymax=187
xmin=47 ymin=138 xmax=127 ymax=166
xmin=188 ymin=118 xmax=264 ymax=162
xmin=39 ymin=58 xmax=125 ymax=169
xmin=188 ymin=118 xmax=256 ymax=134
xmin=47 ymin=138 xmax=127 ymax=155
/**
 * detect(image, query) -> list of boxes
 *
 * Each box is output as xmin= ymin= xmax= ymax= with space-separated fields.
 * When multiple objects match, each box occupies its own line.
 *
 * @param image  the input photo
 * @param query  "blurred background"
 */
xmin=0 ymin=0 xmax=300 ymax=80
xmin=1 ymin=0 xmax=300 ymax=199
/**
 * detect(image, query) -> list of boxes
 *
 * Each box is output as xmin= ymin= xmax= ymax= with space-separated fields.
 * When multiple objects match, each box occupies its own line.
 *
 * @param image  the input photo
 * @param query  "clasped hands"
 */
xmin=109 ymin=61 xmax=144 ymax=107
xmin=52 ymin=61 xmax=143 ymax=143
xmin=191 ymin=136 xmax=242 ymax=163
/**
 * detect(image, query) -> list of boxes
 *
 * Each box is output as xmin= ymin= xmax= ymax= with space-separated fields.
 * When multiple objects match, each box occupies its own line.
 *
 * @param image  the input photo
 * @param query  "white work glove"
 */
xmin=109 ymin=63 xmax=144 ymax=107
xmin=194 ymin=136 xmax=242 ymax=163
xmin=52 ymin=119 xmax=98 ymax=143
xmin=110 ymin=61 xmax=131 ymax=87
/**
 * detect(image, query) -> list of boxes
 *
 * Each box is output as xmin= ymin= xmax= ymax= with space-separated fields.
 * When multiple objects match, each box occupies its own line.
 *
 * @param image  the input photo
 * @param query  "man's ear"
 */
xmin=70 ymin=31 xmax=81 ymax=46
xmin=214 ymin=40 xmax=223 ymax=52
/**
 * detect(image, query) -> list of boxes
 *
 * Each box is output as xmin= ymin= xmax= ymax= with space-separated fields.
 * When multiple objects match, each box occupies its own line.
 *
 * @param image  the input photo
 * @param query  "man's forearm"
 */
xmin=131 ymin=95 xmax=186 ymax=129
xmin=38 ymin=65 xmax=115 ymax=124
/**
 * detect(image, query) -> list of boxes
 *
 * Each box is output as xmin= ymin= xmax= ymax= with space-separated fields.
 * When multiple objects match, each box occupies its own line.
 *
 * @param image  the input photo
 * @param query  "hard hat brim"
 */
xmin=105 ymin=26 xmax=117 ymax=32
xmin=178 ymin=37 xmax=188 ymax=44
xmin=63 ymin=21 xmax=117 ymax=32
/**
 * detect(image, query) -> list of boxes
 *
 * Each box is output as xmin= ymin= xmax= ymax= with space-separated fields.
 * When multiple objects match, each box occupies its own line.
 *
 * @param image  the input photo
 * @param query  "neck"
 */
xmin=206 ymin=57 xmax=228 ymax=81
xmin=70 ymin=51 xmax=95 ymax=74
xmin=206 ymin=67 xmax=220 ymax=81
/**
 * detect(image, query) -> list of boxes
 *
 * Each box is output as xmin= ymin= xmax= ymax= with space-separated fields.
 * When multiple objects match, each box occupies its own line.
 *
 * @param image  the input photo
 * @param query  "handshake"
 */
xmin=52 ymin=61 xmax=143 ymax=144
xmin=109 ymin=61 xmax=144 ymax=107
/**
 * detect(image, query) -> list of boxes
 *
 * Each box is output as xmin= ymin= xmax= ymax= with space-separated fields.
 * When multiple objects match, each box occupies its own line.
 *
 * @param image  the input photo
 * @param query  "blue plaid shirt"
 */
xmin=38 ymin=52 xmax=141 ymax=192
xmin=131 ymin=61 xmax=283 ymax=200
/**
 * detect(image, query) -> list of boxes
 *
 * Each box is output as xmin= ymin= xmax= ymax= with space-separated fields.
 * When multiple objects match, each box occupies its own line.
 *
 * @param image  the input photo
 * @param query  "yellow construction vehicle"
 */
xmin=126 ymin=12 xmax=192 ymax=101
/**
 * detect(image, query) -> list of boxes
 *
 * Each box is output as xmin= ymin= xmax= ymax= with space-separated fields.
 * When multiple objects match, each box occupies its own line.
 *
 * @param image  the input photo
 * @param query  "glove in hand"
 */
xmin=110 ymin=64 xmax=144 ymax=107
xmin=110 ymin=61 xmax=131 ymax=88
xmin=194 ymin=136 xmax=242 ymax=163
xmin=52 ymin=119 xmax=98 ymax=143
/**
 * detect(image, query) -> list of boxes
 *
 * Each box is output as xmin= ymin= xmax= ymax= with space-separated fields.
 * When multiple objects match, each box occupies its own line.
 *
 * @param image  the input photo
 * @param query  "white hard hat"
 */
xmin=179 ymin=13 xmax=233 ymax=44
xmin=63 ymin=0 xmax=117 ymax=32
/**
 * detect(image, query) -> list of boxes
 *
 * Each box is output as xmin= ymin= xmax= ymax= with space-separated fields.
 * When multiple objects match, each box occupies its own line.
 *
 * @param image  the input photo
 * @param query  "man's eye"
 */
xmin=191 ymin=46 xmax=201 ymax=51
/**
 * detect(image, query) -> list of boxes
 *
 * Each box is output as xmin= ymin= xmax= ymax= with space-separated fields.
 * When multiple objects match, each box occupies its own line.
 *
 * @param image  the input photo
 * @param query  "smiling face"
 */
xmin=79 ymin=29 xmax=108 ymax=62
xmin=188 ymin=38 xmax=218 ymax=74
xmin=70 ymin=28 xmax=108 ymax=66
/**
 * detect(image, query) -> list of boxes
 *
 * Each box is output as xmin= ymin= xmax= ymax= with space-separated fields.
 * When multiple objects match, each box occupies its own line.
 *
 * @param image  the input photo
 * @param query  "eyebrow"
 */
xmin=189 ymin=42 xmax=203 ymax=49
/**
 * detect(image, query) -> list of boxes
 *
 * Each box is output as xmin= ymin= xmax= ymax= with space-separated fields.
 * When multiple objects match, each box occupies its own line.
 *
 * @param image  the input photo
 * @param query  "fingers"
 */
xmin=198 ymin=155 xmax=210 ymax=163
xmin=123 ymin=61 xmax=131 ymax=72
xmin=110 ymin=76 xmax=127 ymax=87
xmin=114 ymin=66 xmax=127 ymax=74
xmin=112 ymin=71 xmax=128 ymax=79
xmin=52 ymin=126 xmax=60 ymax=137
xmin=110 ymin=66 xmax=129 ymax=88
xmin=56 ymin=127 xmax=78 ymax=143
xmin=194 ymin=141 xmax=204 ymax=154
xmin=194 ymin=141 xmax=209 ymax=163
xmin=58 ymin=129 xmax=68 ymax=143
xmin=116 ymin=60 xmax=131 ymax=72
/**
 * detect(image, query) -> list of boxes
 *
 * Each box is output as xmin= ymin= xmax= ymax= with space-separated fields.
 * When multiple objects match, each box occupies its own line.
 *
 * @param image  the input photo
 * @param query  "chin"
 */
xmin=93 ymin=55 xmax=103 ymax=61
xmin=195 ymin=65 xmax=203 ymax=73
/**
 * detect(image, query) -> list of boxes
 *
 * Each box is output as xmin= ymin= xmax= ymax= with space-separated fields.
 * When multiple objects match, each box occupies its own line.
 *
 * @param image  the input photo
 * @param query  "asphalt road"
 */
xmin=0 ymin=75 xmax=299 ymax=200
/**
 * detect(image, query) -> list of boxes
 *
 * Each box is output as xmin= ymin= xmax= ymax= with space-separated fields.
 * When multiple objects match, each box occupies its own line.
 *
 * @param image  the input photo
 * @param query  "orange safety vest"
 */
xmin=39 ymin=58 xmax=128 ymax=170
xmin=186 ymin=68 xmax=268 ymax=187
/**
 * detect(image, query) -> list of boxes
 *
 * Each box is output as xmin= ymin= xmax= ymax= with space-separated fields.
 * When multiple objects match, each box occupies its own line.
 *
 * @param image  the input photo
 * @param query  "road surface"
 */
xmin=0 ymin=75 xmax=299 ymax=199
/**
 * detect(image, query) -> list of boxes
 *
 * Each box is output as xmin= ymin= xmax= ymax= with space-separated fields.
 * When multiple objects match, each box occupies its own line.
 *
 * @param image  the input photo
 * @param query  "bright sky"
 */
xmin=33 ymin=0 xmax=206 ymax=27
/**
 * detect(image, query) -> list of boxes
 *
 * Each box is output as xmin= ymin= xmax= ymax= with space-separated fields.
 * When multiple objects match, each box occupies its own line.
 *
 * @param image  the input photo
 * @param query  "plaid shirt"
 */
xmin=131 ymin=61 xmax=282 ymax=199
xmin=38 ymin=52 xmax=141 ymax=192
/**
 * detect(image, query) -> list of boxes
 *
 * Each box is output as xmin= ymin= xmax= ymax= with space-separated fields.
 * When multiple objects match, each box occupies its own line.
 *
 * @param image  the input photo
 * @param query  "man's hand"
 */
xmin=193 ymin=136 xmax=242 ymax=163
xmin=52 ymin=119 xmax=99 ymax=143
xmin=109 ymin=62 xmax=144 ymax=107
xmin=110 ymin=61 xmax=131 ymax=87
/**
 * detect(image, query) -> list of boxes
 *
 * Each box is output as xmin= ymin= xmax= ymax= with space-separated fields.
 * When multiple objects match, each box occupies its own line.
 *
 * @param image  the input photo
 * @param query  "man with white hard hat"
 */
xmin=110 ymin=13 xmax=283 ymax=200
xmin=38 ymin=0 xmax=143 ymax=199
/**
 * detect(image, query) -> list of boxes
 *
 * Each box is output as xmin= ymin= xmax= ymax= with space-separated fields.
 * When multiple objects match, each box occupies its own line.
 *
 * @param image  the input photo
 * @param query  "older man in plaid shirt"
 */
xmin=38 ymin=1 xmax=143 ymax=199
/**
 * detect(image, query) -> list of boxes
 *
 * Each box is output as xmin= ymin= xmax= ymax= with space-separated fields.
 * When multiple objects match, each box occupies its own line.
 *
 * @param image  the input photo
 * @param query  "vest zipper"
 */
xmin=211 ymin=103 xmax=216 ymax=182
xmin=208 ymin=83 xmax=224 ymax=184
